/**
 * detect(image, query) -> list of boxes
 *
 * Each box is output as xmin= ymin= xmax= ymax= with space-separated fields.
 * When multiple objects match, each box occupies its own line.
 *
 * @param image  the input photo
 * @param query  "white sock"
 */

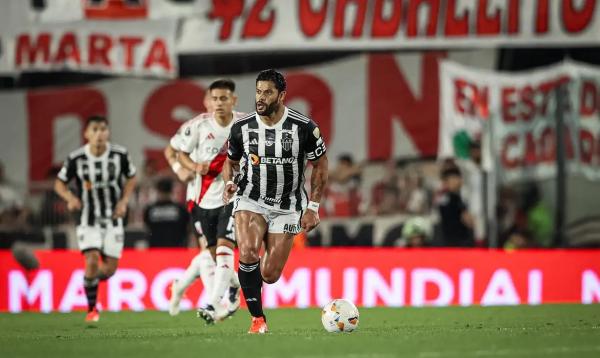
xmin=175 ymin=252 xmax=203 ymax=296
xmin=209 ymin=246 xmax=235 ymax=306
xmin=198 ymin=249 xmax=216 ymax=299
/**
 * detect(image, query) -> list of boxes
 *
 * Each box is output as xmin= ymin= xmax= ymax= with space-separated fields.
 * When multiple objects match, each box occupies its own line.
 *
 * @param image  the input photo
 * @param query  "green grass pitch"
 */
xmin=1 ymin=305 xmax=599 ymax=358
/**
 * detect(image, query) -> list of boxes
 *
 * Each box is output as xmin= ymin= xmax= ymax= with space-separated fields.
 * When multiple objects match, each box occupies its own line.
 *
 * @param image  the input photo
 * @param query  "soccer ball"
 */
xmin=321 ymin=299 xmax=359 ymax=333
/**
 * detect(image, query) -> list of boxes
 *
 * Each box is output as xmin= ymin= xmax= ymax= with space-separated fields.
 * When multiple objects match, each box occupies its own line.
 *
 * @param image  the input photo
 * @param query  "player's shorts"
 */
xmin=193 ymin=203 xmax=235 ymax=247
xmin=76 ymin=220 xmax=124 ymax=259
xmin=232 ymin=196 xmax=302 ymax=235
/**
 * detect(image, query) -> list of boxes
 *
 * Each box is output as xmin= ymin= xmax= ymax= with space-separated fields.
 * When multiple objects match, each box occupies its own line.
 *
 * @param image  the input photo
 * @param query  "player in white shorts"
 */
xmin=167 ymin=80 xmax=245 ymax=320
xmin=55 ymin=115 xmax=137 ymax=322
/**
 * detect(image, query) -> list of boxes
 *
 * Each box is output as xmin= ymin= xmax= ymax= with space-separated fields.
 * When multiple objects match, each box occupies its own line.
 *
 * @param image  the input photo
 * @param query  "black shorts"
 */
xmin=192 ymin=203 xmax=234 ymax=247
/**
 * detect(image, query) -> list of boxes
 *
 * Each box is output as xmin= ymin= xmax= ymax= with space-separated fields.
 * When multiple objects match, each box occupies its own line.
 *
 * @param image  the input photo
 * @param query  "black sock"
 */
xmin=83 ymin=277 xmax=99 ymax=312
xmin=96 ymin=272 xmax=110 ymax=281
xmin=238 ymin=261 xmax=264 ymax=318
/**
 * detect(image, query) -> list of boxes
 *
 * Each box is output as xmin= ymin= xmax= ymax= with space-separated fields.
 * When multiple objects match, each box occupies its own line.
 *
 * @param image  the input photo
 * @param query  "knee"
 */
xmin=261 ymin=269 xmax=282 ymax=284
xmin=85 ymin=252 xmax=100 ymax=269
xmin=239 ymin=245 xmax=260 ymax=263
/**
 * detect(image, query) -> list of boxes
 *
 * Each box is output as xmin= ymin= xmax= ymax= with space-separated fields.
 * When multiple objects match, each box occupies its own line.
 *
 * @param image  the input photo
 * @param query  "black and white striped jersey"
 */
xmin=227 ymin=107 xmax=327 ymax=212
xmin=57 ymin=143 xmax=137 ymax=227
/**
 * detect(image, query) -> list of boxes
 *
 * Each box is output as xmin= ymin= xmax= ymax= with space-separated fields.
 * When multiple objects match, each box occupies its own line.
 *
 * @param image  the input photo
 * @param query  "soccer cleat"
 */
xmin=227 ymin=286 xmax=241 ymax=316
xmin=169 ymin=280 xmax=182 ymax=316
xmin=248 ymin=316 xmax=268 ymax=334
xmin=85 ymin=308 xmax=100 ymax=323
xmin=197 ymin=303 xmax=230 ymax=325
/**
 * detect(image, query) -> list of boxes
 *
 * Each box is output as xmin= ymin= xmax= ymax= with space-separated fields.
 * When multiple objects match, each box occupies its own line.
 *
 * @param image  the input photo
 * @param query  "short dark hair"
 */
xmin=156 ymin=177 xmax=174 ymax=194
xmin=256 ymin=69 xmax=286 ymax=92
xmin=209 ymin=79 xmax=235 ymax=92
xmin=441 ymin=166 xmax=461 ymax=179
xmin=86 ymin=115 xmax=108 ymax=128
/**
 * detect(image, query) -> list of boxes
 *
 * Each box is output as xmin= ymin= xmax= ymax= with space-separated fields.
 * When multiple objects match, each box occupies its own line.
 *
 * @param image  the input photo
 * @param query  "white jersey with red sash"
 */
xmin=174 ymin=112 xmax=244 ymax=210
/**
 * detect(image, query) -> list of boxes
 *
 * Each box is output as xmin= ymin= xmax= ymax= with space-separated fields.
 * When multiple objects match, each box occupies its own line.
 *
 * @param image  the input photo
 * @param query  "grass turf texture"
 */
xmin=1 ymin=305 xmax=599 ymax=358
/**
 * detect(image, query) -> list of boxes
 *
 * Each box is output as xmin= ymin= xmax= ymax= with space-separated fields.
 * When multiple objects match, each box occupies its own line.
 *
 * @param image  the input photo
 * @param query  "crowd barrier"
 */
xmin=1 ymin=248 xmax=599 ymax=312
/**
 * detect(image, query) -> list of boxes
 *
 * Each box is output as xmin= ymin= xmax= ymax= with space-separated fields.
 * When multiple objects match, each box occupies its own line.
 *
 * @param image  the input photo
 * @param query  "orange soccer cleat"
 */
xmin=85 ymin=308 xmax=100 ymax=323
xmin=248 ymin=316 xmax=268 ymax=334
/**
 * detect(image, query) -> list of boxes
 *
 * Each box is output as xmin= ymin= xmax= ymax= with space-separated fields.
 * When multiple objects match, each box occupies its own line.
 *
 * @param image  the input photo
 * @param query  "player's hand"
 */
xmin=176 ymin=167 xmax=194 ymax=182
xmin=113 ymin=199 xmax=128 ymax=219
xmin=66 ymin=197 xmax=82 ymax=211
xmin=301 ymin=208 xmax=320 ymax=233
xmin=223 ymin=181 xmax=237 ymax=204
xmin=195 ymin=162 xmax=210 ymax=175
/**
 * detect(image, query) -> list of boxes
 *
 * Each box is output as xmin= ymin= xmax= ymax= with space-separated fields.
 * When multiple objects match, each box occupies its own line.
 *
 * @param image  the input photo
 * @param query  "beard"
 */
xmin=256 ymin=101 xmax=279 ymax=116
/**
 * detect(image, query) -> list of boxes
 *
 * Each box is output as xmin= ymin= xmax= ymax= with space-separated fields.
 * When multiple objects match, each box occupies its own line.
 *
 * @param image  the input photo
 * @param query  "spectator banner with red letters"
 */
xmin=1 ymin=248 xmax=599 ymax=312
xmin=439 ymin=61 xmax=600 ymax=183
xmin=0 ymin=19 xmax=178 ymax=78
xmin=0 ymin=51 xmax=496 ymax=186
xmin=2 ymin=1 xmax=600 ymax=56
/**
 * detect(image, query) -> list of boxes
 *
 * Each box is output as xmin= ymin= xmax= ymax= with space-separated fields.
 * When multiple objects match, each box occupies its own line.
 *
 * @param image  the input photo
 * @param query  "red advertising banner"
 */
xmin=1 ymin=249 xmax=599 ymax=313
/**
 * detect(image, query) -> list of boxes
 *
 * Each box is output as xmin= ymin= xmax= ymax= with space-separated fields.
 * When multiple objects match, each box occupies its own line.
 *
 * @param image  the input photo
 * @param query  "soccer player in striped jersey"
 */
xmin=222 ymin=69 xmax=329 ymax=333
xmin=54 ymin=115 xmax=137 ymax=322
xmin=169 ymin=80 xmax=244 ymax=321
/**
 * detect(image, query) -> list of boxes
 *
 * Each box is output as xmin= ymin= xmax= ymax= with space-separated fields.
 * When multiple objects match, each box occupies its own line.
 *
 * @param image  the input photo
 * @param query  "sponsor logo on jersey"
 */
xmin=313 ymin=127 xmax=320 ymax=138
xmin=249 ymin=138 xmax=259 ymax=145
xmin=206 ymin=133 xmax=215 ymax=140
xmin=249 ymin=155 xmax=296 ymax=166
xmin=281 ymin=132 xmax=293 ymax=151
xmin=185 ymin=127 xmax=191 ymax=136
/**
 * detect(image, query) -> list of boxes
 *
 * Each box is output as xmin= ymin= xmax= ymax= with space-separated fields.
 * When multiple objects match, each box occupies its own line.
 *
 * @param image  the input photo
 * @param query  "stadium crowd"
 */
xmin=0 ymin=134 xmax=555 ymax=251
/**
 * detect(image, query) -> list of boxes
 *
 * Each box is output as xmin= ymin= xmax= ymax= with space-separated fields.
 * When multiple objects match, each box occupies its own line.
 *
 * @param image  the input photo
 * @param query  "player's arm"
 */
xmin=179 ymin=151 xmax=209 ymax=175
xmin=166 ymin=130 xmax=194 ymax=182
xmin=54 ymin=157 xmax=81 ymax=211
xmin=301 ymin=122 xmax=328 ymax=232
xmin=114 ymin=152 xmax=138 ymax=219
xmin=223 ymin=125 xmax=243 ymax=204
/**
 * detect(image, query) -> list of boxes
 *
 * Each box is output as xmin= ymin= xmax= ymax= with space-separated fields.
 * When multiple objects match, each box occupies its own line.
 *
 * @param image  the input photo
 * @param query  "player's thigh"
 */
xmin=103 ymin=224 xmax=125 ymax=260
xmin=216 ymin=203 xmax=235 ymax=249
xmin=197 ymin=207 xmax=219 ymax=248
xmin=234 ymin=210 xmax=268 ymax=261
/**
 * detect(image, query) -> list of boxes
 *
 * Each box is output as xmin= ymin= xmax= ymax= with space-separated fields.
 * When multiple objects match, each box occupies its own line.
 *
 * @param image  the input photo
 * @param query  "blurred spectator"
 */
xmin=131 ymin=158 xmax=161 ymax=225
xmin=436 ymin=166 xmax=475 ymax=247
xmin=326 ymin=154 xmax=362 ymax=217
xmin=459 ymin=137 xmax=486 ymax=244
xmin=0 ymin=162 xmax=28 ymax=230
xmin=39 ymin=166 xmax=70 ymax=227
xmin=143 ymin=178 xmax=189 ymax=248
xmin=406 ymin=172 xmax=430 ymax=215
xmin=401 ymin=216 xmax=431 ymax=247
xmin=521 ymin=183 xmax=552 ymax=248
xmin=370 ymin=160 xmax=401 ymax=215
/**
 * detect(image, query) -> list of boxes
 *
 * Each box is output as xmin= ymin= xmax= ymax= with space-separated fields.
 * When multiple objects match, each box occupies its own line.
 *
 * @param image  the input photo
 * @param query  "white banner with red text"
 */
xmin=1 ymin=249 xmax=599 ymax=312
xmin=0 ymin=51 xmax=495 ymax=187
xmin=2 ymin=1 xmax=600 ymax=54
xmin=0 ymin=19 xmax=178 ymax=78
xmin=439 ymin=61 xmax=600 ymax=183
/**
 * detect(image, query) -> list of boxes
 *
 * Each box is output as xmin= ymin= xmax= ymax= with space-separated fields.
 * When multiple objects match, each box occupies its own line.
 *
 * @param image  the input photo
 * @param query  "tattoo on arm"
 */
xmin=310 ymin=155 xmax=328 ymax=203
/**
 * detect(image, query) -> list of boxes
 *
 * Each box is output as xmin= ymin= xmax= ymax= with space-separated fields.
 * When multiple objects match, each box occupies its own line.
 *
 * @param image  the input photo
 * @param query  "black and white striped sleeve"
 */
xmin=227 ymin=124 xmax=244 ymax=161
xmin=304 ymin=120 xmax=327 ymax=161
xmin=120 ymin=150 xmax=137 ymax=178
xmin=57 ymin=157 xmax=76 ymax=183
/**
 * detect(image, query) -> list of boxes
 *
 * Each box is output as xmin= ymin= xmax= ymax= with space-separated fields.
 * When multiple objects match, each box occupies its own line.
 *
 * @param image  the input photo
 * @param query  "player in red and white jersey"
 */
xmin=172 ymin=80 xmax=246 ymax=322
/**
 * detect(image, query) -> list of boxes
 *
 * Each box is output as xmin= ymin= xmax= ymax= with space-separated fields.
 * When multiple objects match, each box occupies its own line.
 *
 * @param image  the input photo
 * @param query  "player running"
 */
xmin=168 ymin=79 xmax=244 ymax=320
xmin=55 ymin=115 xmax=137 ymax=322
xmin=222 ymin=69 xmax=329 ymax=333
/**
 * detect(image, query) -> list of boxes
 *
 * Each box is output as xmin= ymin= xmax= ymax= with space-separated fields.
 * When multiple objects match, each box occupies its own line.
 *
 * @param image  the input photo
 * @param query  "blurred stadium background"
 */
xmin=1 ymin=0 xmax=599 ymax=324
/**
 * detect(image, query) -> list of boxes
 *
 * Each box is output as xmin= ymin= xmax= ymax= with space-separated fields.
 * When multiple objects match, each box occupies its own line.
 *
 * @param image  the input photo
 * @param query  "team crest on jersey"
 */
xmin=281 ymin=132 xmax=293 ymax=151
